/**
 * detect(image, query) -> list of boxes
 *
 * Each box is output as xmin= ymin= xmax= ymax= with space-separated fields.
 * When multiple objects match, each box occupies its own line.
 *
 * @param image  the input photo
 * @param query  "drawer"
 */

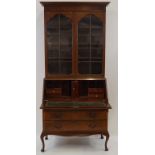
xmin=44 ymin=110 xmax=107 ymax=120
xmin=88 ymin=88 xmax=104 ymax=98
xmin=88 ymin=88 xmax=104 ymax=94
xmin=46 ymin=88 xmax=62 ymax=96
xmin=44 ymin=120 xmax=107 ymax=132
xmin=88 ymin=94 xmax=104 ymax=98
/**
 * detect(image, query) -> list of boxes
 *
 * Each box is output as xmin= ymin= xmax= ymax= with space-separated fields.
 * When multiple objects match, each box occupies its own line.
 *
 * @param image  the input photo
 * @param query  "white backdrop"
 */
xmin=1 ymin=0 xmax=155 ymax=155
xmin=36 ymin=0 xmax=118 ymax=138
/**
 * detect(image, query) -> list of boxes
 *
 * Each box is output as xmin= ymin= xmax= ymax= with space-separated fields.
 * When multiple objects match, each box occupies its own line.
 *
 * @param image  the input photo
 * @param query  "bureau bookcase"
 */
xmin=40 ymin=2 xmax=111 ymax=152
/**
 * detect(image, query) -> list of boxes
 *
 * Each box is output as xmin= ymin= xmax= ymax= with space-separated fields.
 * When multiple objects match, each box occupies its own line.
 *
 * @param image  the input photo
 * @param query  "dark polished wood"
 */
xmin=105 ymin=132 xmax=110 ymax=151
xmin=40 ymin=132 xmax=45 ymax=152
xmin=39 ymin=2 xmax=111 ymax=152
xmin=43 ymin=110 xmax=107 ymax=121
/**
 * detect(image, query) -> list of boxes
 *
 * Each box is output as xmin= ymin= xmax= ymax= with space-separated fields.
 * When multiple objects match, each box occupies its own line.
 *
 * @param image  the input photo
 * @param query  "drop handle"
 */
xmin=54 ymin=123 xmax=62 ymax=129
xmin=89 ymin=112 xmax=96 ymax=118
xmin=88 ymin=123 xmax=97 ymax=129
xmin=54 ymin=113 xmax=62 ymax=119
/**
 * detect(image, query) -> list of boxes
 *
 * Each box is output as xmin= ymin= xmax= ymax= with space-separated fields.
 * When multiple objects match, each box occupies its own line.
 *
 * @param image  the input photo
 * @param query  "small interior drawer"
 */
xmin=88 ymin=88 xmax=104 ymax=93
xmin=88 ymin=88 xmax=104 ymax=98
xmin=46 ymin=88 xmax=62 ymax=96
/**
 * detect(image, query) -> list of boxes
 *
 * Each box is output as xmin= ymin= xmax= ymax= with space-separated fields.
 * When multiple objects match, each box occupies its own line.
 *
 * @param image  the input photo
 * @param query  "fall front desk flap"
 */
xmin=44 ymin=101 xmax=111 ymax=108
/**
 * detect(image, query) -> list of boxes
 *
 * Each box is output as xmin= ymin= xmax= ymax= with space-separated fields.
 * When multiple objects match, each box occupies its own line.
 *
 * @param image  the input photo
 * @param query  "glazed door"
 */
xmin=45 ymin=12 xmax=73 ymax=77
xmin=76 ymin=12 xmax=105 ymax=76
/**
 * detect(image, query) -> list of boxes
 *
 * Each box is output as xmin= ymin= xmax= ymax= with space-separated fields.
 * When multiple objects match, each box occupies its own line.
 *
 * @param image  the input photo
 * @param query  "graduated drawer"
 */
xmin=43 ymin=110 xmax=107 ymax=121
xmin=44 ymin=120 xmax=107 ymax=132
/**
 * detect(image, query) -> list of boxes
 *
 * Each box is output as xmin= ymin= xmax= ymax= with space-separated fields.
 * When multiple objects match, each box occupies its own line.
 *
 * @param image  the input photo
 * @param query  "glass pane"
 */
xmin=91 ymin=62 xmax=102 ymax=74
xmin=48 ymin=48 xmax=59 ymax=58
xmin=78 ymin=62 xmax=90 ymax=74
xmin=60 ymin=61 xmax=72 ymax=74
xmin=91 ymin=47 xmax=102 ymax=58
xmin=60 ymin=48 xmax=72 ymax=58
xmin=78 ymin=47 xmax=90 ymax=59
xmin=48 ymin=61 xmax=59 ymax=74
xmin=78 ymin=15 xmax=103 ymax=74
xmin=47 ymin=14 xmax=72 ymax=74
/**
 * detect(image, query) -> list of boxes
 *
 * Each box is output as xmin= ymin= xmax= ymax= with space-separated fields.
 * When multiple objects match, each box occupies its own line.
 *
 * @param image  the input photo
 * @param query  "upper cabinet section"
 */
xmin=47 ymin=14 xmax=72 ymax=75
xmin=41 ymin=2 xmax=110 ymax=79
xmin=78 ymin=15 xmax=103 ymax=74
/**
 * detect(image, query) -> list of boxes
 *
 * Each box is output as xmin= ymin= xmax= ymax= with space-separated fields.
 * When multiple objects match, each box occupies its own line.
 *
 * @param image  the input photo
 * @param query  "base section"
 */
xmin=40 ymin=131 xmax=110 ymax=152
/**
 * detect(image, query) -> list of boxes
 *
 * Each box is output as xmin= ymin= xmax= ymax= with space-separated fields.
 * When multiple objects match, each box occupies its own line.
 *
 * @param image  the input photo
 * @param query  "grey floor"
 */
xmin=36 ymin=135 xmax=118 ymax=155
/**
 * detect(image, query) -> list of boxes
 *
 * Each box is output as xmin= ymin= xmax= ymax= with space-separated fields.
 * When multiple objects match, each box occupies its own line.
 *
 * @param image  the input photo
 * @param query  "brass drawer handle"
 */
xmin=88 ymin=123 xmax=97 ymax=129
xmin=54 ymin=123 xmax=62 ymax=129
xmin=89 ymin=112 xmax=96 ymax=118
xmin=54 ymin=113 xmax=63 ymax=119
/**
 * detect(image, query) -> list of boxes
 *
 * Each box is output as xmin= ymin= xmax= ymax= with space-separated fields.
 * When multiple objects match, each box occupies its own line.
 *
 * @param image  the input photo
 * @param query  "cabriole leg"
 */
xmin=101 ymin=133 xmax=104 ymax=139
xmin=105 ymin=132 xmax=109 ymax=151
xmin=40 ymin=132 xmax=45 ymax=152
xmin=45 ymin=135 xmax=48 ymax=140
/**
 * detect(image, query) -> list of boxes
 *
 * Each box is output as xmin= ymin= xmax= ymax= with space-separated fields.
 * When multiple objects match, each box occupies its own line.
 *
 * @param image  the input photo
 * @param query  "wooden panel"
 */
xmin=44 ymin=110 xmax=107 ymax=120
xmin=44 ymin=120 xmax=107 ymax=132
